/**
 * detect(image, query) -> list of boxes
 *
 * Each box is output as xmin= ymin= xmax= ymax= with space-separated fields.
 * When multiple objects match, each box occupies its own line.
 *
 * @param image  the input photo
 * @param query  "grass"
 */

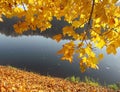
xmin=65 ymin=76 xmax=100 ymax=86
xmin=65 ymin=75 xmax=120 ymax=91
xmin=84 ymin=76 xmax=100 ymax=86
xmin=65 ymin=76 xmax=80 ymax=83
xmin=108 ymin=83 xmax=120 ymax=91
xmin=108 ymin=84 xmax=119 ymax=90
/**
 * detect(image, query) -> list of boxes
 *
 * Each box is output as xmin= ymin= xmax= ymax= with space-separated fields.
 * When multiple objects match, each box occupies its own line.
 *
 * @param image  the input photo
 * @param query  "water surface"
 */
xmin=0 ymin=33 xmax=120 ymax=85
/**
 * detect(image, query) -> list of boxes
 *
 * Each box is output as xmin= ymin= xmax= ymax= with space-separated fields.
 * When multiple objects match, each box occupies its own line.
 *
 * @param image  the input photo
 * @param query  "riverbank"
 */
xmin=0 ymin=65 xmax=116 ymax=92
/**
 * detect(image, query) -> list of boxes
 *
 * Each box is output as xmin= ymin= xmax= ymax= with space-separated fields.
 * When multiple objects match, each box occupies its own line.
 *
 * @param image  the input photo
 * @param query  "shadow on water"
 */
xmin=0 ymin=16 xmax=120 ymax=85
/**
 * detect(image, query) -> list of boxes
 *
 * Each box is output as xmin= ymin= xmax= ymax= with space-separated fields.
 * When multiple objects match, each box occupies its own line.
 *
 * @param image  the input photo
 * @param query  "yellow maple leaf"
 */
xmin=111 ymin=0 xmax=118 ymax=3
xmin=53 ymin=34 xmax=62 ymax=42
xmin=62 ymin=26 xmax=75 ymax=36
xmin=109 ymin=18 xmax=115 ymax=27
xmin=88 ymin=57 xmax=99 ymax=69
xmin=0 ymin=14 xmax=3 ymax=22
xmin=72 ymin=20 xmax=80 ymax=28
xmin=103 ymin=0 xmax=109 ymax=4
xmin=85 ymin=46 xmax=95 ymax=57
xmin=57 ymin=49 xmax=64 ymax=54
xmin=28 ymin=0 xmax=34 ymax=4
xmin=98 ymin=53 xmax=104 ymax=60
xmin=91 ymin=64 xmax=99 ymax=69
xmin=95 ymin=0 xmax=99 ymax=3
xmin=0 ymin=17 xmax=3 ymax=22
xmin=106 ymin=44 xmax=117 ymax=55
xmin=80 ymin=61 xmax=86 ymax=72
xmin=57 ymin=41 xmax=75 ymax=63
xmin=13 ymin=7 xmax=23 ymax=13
xmin=95 ymin=39 xmax=105 ymax=49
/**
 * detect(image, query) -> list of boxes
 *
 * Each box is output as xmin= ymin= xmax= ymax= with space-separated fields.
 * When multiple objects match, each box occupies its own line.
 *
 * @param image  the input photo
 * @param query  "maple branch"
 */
xmin=88 ymin=0 xmax=95 ymax=29
xmin=81 ymin=31 xmax=87 ymax=45
xmin=85 ymin=0 xmax=95 ymax=40
xmin=21 ymin=1 xmax=26 ymax=11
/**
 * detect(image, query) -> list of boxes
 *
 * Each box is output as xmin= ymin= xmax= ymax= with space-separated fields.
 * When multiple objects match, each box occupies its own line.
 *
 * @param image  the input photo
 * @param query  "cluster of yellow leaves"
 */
xmin=0 ymin=0 xmax=120 ymax=72
xmin=57 ymin=41 xmax=75 ymax=63
xmin=77 ymin=43 xmax=104 ymax=72
xmin=91 ymin=31 xmax=106 ymax=49
xmin=62 ymin=26 xmax=81 ymax=40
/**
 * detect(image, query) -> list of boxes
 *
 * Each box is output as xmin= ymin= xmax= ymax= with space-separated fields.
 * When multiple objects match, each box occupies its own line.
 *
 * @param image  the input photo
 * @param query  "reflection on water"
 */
xmin=0 ymin=16 xmax=120 ymax=85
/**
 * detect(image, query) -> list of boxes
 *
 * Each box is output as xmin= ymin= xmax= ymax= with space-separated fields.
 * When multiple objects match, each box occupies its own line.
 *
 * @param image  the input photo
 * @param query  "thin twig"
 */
xmin=84 ymin=0 xmax=95 ymax=40
xmin=88 ymin=0 xmax=95 ymax=26
xmin=81 ymin=31 xmax=87 ymax=44
xmin=21 ymin=1 xmax=26 ymax=11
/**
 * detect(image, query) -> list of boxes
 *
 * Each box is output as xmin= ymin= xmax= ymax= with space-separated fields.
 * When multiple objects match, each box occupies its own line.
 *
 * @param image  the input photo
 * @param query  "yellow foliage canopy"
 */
xmin=0 ymin=0 xmax=120 ymax=72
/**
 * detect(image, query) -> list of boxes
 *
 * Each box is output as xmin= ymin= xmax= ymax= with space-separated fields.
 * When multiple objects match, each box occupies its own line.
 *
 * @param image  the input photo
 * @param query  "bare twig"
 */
xmin=21 ymin=1 xmax=26 ymax=11
xmin=88 ymin=0 xmax=95 ymax=26
xmin=84 ymin=0 xmax=95 ymax=42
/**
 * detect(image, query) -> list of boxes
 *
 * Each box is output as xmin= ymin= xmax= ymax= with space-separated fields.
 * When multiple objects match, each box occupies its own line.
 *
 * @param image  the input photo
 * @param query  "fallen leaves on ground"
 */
xmin=0 ymin=65 xmax=115 ymax=92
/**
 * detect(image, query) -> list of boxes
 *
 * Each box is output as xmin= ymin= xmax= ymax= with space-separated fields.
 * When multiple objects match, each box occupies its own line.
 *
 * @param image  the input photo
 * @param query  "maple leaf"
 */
xmin=28 ymin=0 xmax=34 ymax=4
xmin=72 ymin=20 xmax=80 ymax=28
xmin=109 ymin=18 xmax=115 ymax=27
xmin=53 ymin=34 xmax=62 ymax=42
xmin=106 ymin=44 xmax=117 ymax=55
xmin=0 ymin=17 xmax=3 ymax=22
xmin=98 ymin=53 xmax=104 ymax=60
xmin=57 ymin=41 xmax=75 ymax=63
xmin=62 ymin=26 xmax=75 ymax=36
xmin=96 ymin=39 xmax=105 ymax=49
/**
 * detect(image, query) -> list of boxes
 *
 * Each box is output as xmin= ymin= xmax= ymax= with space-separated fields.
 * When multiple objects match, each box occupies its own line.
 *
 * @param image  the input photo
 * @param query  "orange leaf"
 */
xmin=53 ymin=34 xmax=62 ymax=42
xmin=0 ymin=15 xmax=3 ymax=22
xmin=98 ymin=53 xmax=104 ymax=60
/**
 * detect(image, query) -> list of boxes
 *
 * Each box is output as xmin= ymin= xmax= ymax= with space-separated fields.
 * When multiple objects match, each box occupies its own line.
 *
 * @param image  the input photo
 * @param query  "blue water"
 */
xmin=0 ymin=33 xmax=120 ymax=85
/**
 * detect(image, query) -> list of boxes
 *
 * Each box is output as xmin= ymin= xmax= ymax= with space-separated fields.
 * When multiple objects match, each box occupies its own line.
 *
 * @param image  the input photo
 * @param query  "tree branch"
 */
xmin=21 ymin=1 xmax=26 ymax=11
xmin=88 ymin=0 xmax=95 ymax=26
